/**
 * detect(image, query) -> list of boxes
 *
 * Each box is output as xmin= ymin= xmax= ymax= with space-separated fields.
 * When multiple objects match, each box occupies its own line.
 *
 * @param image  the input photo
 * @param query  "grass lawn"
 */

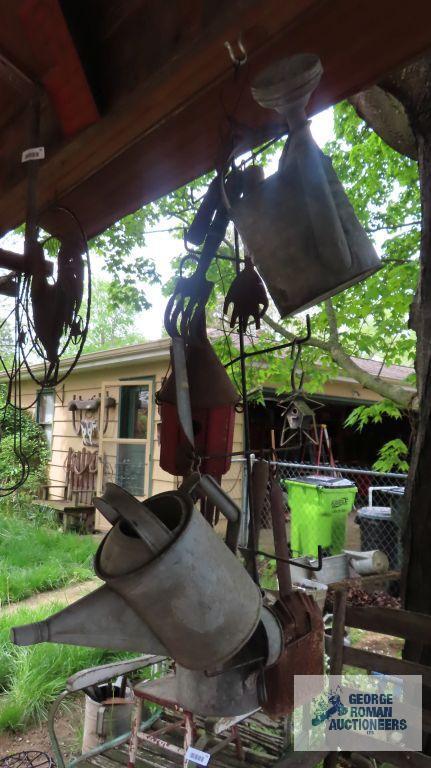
xmin=0 ymin=515 xmax=98 ymax=604
xmin=0 ymin=602 xmax=131 ymax=732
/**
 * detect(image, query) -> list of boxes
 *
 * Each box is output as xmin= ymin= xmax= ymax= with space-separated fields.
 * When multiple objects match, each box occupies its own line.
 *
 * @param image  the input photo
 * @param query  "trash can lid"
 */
xmin=383 ymin=486 xmax=405 ymax=497
xmin=296 ymin=475 xmax=356 ymax=488
xmin=357 ymin=506 xmax=392 ymax=520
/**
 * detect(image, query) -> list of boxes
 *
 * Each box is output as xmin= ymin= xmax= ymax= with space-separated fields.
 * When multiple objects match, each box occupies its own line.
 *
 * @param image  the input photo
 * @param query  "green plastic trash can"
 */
xmin=285 ymin=475 xmax=357 ymax=557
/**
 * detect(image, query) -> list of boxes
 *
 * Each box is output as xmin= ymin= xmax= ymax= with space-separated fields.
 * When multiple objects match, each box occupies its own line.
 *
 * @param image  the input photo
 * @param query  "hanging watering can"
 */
xmin=222 ymin=53 xmax=381 ymax=317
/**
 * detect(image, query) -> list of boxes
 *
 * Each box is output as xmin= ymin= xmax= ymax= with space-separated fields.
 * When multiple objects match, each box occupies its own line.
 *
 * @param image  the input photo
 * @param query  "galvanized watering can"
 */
xmin=222 ymin=54 xmax=381 ymax=317
xmin=11 ymin=479 xmax=286 ymax=717
xmin=13 ymin=481 xmax=262 ymax=672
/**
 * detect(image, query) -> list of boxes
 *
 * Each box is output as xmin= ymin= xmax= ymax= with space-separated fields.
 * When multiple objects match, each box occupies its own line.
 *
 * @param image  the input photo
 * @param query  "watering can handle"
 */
xmin=181 ymin=472 xmax=241 ymax=553
xmin=94 ymin=485 xmax=172 ymax=554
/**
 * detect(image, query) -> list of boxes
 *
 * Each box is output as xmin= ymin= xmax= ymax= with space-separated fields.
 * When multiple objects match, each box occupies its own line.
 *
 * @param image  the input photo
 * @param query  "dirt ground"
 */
xmin=351 ymin=628 xmax=404 ymax=658
xmin=1 ymin=581 xmax=99 ymax=759
xmin=0 ymin=705 xmax=82 ymax=760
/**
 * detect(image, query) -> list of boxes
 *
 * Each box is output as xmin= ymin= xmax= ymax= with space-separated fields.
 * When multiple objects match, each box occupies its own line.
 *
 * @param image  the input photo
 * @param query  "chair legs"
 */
xmin=128 ymin=696 xmax=143 ymax=768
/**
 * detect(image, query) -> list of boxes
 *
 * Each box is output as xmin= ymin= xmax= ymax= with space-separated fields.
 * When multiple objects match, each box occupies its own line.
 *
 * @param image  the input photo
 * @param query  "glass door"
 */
xmin=97 ymin=379 xmax=153 ymax=498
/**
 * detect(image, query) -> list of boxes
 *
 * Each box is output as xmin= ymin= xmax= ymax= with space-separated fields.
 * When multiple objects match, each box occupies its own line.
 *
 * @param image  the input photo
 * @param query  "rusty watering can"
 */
xmin=222 ymin=54 xmax=381 ymax=317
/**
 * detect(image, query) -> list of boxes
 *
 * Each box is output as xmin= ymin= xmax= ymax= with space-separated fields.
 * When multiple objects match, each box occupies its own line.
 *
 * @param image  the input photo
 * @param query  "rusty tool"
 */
xmin=164 ymin=170 xmax=242 ymax=340
xmin=262 ymin=474 xmax=324 ymax=717
xmin=223 ymin=255 xmax=268 ymax=332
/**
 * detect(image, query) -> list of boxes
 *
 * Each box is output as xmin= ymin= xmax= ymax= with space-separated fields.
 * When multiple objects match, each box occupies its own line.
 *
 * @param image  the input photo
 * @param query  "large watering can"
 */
xmin=222 ymin=54 xmax=381 ymax=317
xmin=13 ymin=481 xmax=261 ymax=672
xmin=11 ymin=478 xmax=285 ymax=716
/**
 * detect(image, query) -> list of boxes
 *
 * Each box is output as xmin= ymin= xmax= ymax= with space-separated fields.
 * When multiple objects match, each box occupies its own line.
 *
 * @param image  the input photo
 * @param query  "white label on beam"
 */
xmin=22 ymin=147 xmax=45 ymax=162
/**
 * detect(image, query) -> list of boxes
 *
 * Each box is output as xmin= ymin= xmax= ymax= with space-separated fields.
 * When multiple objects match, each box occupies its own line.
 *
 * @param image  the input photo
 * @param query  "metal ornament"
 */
xmin=223 ymin=255 xmax=269 ymax=332
xmin=222 ymin=53 xmax=381 ymax=317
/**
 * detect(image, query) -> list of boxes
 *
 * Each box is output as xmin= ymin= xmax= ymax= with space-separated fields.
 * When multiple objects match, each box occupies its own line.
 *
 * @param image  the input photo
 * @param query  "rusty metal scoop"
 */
xmin=223 ymin=255 xmax=269 ymax=332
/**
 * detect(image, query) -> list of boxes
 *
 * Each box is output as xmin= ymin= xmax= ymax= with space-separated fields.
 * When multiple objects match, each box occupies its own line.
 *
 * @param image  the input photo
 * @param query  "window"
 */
xmin=119 ymin=385 xmax=149 ymax=439
xmin=37 ymin=390 xmax=55 ymax=448
xmin=98 ymin=381 xmax=153 ymax=499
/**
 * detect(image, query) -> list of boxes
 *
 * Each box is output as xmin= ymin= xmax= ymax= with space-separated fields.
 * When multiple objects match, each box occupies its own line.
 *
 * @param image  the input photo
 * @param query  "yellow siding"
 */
xmin=20 ymin=356 xmax=177 ymax=531
xmin=19 ymin=342 xmax=387 ymax=533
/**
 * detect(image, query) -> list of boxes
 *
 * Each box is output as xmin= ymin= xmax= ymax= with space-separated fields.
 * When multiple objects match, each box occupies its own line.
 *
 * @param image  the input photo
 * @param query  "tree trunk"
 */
xmin=384 ymin=59 xmax=431 ymax=754
xmin=350 ymin=53 xmax=431 ymax=751
xmin=402 ymin=131 xmax=431 ymax=617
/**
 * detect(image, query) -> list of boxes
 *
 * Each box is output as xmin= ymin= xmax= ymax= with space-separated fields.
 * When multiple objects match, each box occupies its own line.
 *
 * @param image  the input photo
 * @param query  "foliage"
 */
xmin=0 ymin=602 xmax=131 ymax=731
xmin=0 ymin=385 xmax=49 ymax=502
xmin=373 ymin=439 xmax=409 ymax=473
xmin=90 ymin=208 xmax=161 ymax=311
xmin=0 ymin=515 xmax=97 ymax=604
xmin=344 ymin=400 xmax=404 ymax=431
xmin=345 ymin=400 xmax=410 ymax=471
xmin=83 ymin=278 xmax=143 ymax=353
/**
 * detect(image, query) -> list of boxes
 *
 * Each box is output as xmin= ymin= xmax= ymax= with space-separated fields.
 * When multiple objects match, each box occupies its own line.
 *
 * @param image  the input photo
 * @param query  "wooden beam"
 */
xmin=324 ymin=638 xmax=431 ymax=686
xmin=1 ymin=0 xmax=431 ymax=238
xmin=345 ymin=605 xmax=431 ymax=644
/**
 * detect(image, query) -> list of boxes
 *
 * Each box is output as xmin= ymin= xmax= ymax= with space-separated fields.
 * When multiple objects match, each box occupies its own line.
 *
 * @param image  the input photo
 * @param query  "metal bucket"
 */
xmin=82 ymin=684 xmax=139 ymax=753
xmin=176 ymin=666 xmax=259 ymax=717
xmin=95 ymin=489 xmax=262 ymax=671
xmin=175 ymin=606 xmax=283 ymax=716
xmin=222 ymin=54 xmax=381 ymax=317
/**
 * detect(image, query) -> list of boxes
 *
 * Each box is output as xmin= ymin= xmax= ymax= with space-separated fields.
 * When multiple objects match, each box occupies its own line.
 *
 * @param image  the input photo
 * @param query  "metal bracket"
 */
xmin=239 ymin=544 xmax=324 ymax=572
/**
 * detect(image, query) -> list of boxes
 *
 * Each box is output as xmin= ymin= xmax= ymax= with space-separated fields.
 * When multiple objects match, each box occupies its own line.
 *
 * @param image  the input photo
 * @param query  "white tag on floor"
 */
xmin=185 ymin=746 xmax=211 ymax=765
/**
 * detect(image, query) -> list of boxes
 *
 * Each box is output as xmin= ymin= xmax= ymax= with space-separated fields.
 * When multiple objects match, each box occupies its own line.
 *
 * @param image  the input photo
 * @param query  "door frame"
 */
xmin=98 ymin=378 xmax=154 ymax=498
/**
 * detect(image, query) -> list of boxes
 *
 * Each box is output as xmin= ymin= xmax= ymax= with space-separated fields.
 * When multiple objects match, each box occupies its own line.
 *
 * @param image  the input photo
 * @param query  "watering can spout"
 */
xmin=11 ymin=585 xmax=169 ymax=655
xmin=11 ymin=621 xmax=47 ymax=646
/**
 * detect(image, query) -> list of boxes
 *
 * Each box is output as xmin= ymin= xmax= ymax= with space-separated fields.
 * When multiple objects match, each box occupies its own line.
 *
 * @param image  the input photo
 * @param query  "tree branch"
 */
xmin=263 ymin=310 xmax=416 ymax=411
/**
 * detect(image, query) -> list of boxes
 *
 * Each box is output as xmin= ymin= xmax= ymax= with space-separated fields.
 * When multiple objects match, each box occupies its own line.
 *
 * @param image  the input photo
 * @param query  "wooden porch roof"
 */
xmin=0 ymin=0 xmax=430 ymax=240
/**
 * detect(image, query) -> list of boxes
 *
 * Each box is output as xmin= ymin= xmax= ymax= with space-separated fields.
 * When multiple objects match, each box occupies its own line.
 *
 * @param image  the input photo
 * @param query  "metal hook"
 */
xmin=224 ymin=35 xmax=247 ymax=67
xmin=290 ymin=314 xmax=311 ymax=393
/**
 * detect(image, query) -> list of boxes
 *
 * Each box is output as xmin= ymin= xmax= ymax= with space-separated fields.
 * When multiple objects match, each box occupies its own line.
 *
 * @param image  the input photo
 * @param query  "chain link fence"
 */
xmin=252 ymin=461 xmax=407 ymax=569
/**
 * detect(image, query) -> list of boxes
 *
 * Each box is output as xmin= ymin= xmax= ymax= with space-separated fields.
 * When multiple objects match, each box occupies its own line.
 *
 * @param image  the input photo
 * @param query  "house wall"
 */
xmin=19 ymin=353 xmax=245 ymax=532
xmin=19 ymin=343 xmax=402 ymax=533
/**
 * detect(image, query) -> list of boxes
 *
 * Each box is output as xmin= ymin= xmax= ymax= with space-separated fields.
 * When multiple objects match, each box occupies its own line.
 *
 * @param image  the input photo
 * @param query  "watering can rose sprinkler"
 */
xmin=223 ymin=53 xmax=381 ymax=317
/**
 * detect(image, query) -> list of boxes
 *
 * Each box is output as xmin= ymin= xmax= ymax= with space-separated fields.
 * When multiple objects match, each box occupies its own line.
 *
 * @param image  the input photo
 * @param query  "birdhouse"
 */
xmin=281 ymin=395 xmax=318 ymax=447
xmin=285 ymin=397 xmax=315 ymax=430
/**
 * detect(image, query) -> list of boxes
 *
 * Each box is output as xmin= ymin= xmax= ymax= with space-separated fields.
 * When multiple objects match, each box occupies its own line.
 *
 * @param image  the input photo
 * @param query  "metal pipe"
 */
xmin=234 ymin=225 xmax=259 ymax=584
xmin=269 ymin=461 xmax=407 ymax=480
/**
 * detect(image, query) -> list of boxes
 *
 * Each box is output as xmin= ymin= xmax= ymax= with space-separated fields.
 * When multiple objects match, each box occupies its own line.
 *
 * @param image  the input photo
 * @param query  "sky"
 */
xmin=119 ymin=106 xmax=336 ymax=341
